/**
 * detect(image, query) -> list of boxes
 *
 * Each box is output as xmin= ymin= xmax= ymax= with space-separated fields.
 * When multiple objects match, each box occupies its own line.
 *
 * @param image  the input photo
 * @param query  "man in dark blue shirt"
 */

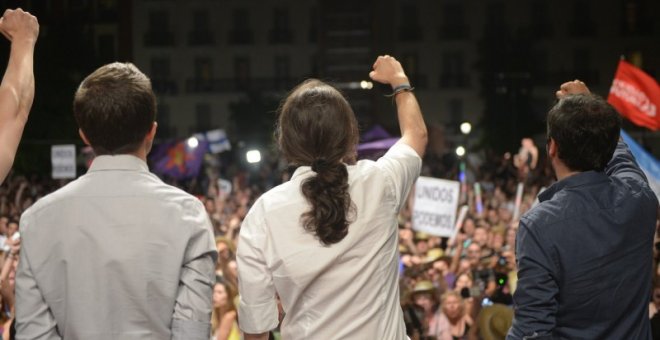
xmin=507 ymin=81 xmax=659 ymax=339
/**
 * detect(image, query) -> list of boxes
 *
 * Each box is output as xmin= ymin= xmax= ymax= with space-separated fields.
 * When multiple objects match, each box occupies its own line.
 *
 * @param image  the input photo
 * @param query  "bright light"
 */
xmin=460 ymin=122 xmax=472 ymax=135
xmin=360 ymin=80 xmax=373 ymax=90
xmin=187 ymin=137 xmax=199 ymax=148
xmin=246 ymin=149 xmax=261 ymax=164
xmin=456 ymin=146 xmax=466 ymax=157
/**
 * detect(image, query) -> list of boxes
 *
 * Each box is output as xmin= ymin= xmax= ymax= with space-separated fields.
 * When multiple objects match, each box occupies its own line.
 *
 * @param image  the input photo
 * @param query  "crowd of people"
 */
xmin=0 ymin=131 xmax=656 ymax=340
xmin=0 ymin=136 xmax=552 ymax=340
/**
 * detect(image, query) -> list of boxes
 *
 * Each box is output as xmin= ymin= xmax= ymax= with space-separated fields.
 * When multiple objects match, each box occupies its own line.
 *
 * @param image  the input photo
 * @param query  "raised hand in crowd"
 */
xmin=0 ymin=8 xmax=38 ymax=184
xmin=555 ymin=79 xmax=590 ymax=98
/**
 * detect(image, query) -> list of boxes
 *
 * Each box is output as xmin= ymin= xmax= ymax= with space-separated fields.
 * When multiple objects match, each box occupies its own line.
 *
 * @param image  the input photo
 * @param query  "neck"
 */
xmin=552 ymin=159 xmax=580 ymax=181
xmin=130 ymin=148 xmax=148 ymax=162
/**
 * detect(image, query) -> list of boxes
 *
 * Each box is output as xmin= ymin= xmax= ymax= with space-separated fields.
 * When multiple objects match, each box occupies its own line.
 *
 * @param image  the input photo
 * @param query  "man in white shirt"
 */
xmin=238 ymin=55 xmax=427 ymax=340
xmin=15 ymin=62 xmax=217 ymax=339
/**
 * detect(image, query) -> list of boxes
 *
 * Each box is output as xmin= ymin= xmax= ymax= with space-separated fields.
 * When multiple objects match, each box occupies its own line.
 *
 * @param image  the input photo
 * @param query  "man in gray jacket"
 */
xmin=15 ymin=62 xmax=217 ymax=340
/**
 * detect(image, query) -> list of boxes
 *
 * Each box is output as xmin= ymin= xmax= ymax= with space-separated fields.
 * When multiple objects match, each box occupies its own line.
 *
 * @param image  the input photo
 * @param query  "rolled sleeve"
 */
xmin=236 ymin=204 xmax=279 ymax=334
xmin=172 ymin=199 xmax=217 ymax=340
xmin=375 ymin=141 xmax=422 ymax=211
xmin=507 ymin=221 xmax=558 ymax=340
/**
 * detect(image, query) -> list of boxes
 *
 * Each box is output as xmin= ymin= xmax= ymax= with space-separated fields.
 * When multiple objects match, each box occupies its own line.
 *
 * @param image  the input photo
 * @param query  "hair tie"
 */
xmin=311 ymin=158 xmax=329 ymax=173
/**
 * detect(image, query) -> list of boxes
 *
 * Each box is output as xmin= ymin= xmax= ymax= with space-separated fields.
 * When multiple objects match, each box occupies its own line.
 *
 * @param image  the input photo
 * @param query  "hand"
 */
xmin=556 ymin=80 xmax=590 ymax=99
xmin=369 ymin=55 xmax=409 ymax=88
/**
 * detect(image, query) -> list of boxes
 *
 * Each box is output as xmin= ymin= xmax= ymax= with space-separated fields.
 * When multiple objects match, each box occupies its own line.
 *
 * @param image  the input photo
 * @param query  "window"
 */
xmin=189 ymin=10 xmax=214 ymax=45
xmin=157 ymin=103 xmax=173 ymax=138
xmin=229 ymin=9 xmax=253 ymax=44
xmin=440 ymin=51 xmax=469 ymax=88
xmin=274 ymin=56 xmax=290 ymax=89
xmin=195 ymin=103 xmax=211 ymax=131
xmin=440 ymin=3 xmax=468 ymax=39
xmin=234 ymin=57 xmax=250 ymax=89
xmin=570 ymin=1 xmax=595 ymax=37
xmin=399 ymin=4 xmax=422 ymax=41
xmin=448 ymin=99 xmax=463 ymax=126
xmin=270 ymin=8 xmax=292 ymax=43
xmin=530 ymin=1 xmax=552 ymax=38
xmin=145 ymin=10 xmax=174 ymax=46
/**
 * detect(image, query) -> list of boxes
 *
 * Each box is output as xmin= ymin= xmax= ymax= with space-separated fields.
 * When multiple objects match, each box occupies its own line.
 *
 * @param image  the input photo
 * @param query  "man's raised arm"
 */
xmin=0 ymin=8 xmax=38 ymax=183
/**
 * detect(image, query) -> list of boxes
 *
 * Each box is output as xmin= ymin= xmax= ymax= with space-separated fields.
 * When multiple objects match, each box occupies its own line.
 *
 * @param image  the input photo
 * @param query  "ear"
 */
xmin=547 ymin=138 xmax=558 ymax=158
xmin=78 ymin=129 xmax=91 ymax=146
xmin=145 ymin=122 xmax=158 ymax=142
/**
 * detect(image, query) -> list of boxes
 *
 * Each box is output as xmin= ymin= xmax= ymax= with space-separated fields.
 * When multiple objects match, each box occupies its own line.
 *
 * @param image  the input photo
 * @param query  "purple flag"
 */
xmin=149 ymin=139 xmax=208 ymax=179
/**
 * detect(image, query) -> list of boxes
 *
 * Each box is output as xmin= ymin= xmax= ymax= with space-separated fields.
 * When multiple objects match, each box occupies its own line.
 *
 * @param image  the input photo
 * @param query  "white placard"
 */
xmin=51 ymin=145 xmax=76 ymax=179
xmin=412 ymin=176 xmax=460 ymax=237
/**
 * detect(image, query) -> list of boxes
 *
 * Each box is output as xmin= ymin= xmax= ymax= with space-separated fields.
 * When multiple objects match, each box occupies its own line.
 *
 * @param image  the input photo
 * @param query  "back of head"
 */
xmin=73 ymin=62 xmax=156 ymax=155
xmin=547 ymin=94 xmax=621 ymax=172
xmin=277 ymin=79 xmax=359 ymax=245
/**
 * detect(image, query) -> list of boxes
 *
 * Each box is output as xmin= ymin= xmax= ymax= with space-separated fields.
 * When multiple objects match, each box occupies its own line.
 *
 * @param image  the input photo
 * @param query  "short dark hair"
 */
xmin=547 ymin=94 xmax=621 ymax=172
xmin=73 ymin=62 xmax=156 ymax=155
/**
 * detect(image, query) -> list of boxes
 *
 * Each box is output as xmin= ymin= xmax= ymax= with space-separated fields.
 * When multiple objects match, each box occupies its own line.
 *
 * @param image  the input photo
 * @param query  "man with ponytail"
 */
xmin=237 ymin=55 xmax=427 ymax=340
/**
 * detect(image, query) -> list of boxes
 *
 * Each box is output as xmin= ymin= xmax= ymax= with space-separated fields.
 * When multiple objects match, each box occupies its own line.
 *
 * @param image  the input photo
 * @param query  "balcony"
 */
xmin=186 ymin=77 xmax=300 ymax=93
xmin=152 ymin=79 xmax=178 ymax=95
xmin=439 ymin=74 xmax=470 ymax=88
xmin=188 ymin=30 xmax=215 ymax=46
xmin=438 ymin=25 xmax=470 ymax=40
xmin=228 ymin=30 xmax=254 ymax=45
xmin=269 ymin=29 xmax=293 ymax=44
xmin=144 ymin=31 xmax=175 ymax=47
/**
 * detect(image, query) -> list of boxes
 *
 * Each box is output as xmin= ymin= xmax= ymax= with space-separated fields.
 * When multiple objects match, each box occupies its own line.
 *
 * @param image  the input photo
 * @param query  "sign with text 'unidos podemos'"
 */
xmin=412 ymin=177 xmax=460 ymax=237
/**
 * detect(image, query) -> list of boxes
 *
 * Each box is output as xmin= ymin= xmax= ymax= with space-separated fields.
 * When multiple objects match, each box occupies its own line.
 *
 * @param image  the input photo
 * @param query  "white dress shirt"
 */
xmin=15 ymin=155 xmax=217 ymax=340
xmin=237 ymin=142 xmax=421 ymax=340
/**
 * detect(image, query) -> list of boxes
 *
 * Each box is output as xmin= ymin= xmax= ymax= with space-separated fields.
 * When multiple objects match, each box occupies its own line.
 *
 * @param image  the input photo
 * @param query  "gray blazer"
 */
xmin=15 ymin=155 xmax=217 ymax=340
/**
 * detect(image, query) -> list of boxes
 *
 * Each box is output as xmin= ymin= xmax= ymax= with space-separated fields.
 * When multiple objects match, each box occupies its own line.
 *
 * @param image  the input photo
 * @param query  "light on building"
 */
xmin=460 ymin=122 xmax=472 ymax=135
xmin=360 ymin=80 xmax=373 ymax=90
xmin=187 ymin=137 xmax=199 ymax=149
xmin=246 ymin=149 xmax=261 ymax=164
xmin=456 ymin=146 xmax=466 ymax=157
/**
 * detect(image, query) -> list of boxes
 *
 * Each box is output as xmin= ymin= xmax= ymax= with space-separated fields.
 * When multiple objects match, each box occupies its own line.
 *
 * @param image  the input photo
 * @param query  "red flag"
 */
xmin=607 ymin=60 xmax=660 ymax=131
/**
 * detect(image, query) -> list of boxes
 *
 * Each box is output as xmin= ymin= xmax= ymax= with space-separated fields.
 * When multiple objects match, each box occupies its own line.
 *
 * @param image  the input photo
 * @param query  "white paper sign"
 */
xmin=412 ymin=176 xmax=460 ymax=237
xmin=51 ymin=145 xmax=76 ymax=179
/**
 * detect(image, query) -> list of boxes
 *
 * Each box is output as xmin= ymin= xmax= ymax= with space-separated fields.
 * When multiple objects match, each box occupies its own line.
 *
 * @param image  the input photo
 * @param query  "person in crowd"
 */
xmin=14 ymin=62 xmax=217 ymax=339
xmin=0 ymin=8 xmax=38 ymax=184
xmin=211 ymin=278 xmax=240 ymax=340
xmin=438 ymin=291 xmax=474 ymax=340
xmin=236 ymin=55 xmax=427 ymax=340
xmin=411 ymin=280 xmax=448 ymax=340
xmin=507 ymin=81 xmax=659 ymax=339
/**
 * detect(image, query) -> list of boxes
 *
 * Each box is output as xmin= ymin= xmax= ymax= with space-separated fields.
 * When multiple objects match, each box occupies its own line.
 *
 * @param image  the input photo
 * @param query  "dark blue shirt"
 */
xmin=507 ymin=142 xmax=659 ymax=340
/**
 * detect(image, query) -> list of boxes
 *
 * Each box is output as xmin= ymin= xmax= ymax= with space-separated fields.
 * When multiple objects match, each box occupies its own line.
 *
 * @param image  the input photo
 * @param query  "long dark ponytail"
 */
xmin=277 ymin=79 xmax=358 ymax=245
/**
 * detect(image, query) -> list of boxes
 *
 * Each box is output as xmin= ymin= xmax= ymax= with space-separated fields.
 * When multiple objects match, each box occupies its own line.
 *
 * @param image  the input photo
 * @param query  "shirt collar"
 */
xmin=290 ymin=166 xmax=313 ymax=181
xmin=88 ymin=154 xmax=149 ymax=173
xmin=538 ymin=170 xmax=608 ymax=202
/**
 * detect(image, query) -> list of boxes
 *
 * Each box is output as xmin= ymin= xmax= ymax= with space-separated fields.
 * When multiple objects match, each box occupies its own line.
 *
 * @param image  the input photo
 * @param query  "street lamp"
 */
xmin=460 ymin=122 xmax=472 ymax=135
xmin=246 ymin=149 xmax=261 ymax=164
xmin=456 ymin=146 xmax=466 ymax=157
xmin=187 ymin=137 xmax=199 ymax=149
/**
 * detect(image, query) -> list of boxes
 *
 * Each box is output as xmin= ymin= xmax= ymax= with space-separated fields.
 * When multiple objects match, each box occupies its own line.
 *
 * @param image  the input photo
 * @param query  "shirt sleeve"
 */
xmin=605 ymin=141 xmax=649 ymax=184
xmin=172 ymin=199 xmax=218 ymax=340
xmin=236 ymin=202 xmax=279 ymax=334
xmin=15 ymin=214 xmax=62 ymax=340
xmin=375 ymin=141 xmax=423 ymax=211
xmin=507 ymin=220 xmax=558 ymax=340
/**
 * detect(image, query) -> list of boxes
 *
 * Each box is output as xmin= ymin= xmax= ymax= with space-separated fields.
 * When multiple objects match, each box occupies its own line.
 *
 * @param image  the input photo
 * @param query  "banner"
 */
xmin=150 ymin=139 xmax=208 ymax=179
xmin=607 ymin=60 xmax=660 ymax=131
xmin=412 ymin=177 xmax=460 ymax=237
xmin=620 ymin=130 xmax=660 ymax=201
xmin=51 ymin=145 xmax=76 ymax=179
xmin=203 ymin=129 xmax=231 ymax=154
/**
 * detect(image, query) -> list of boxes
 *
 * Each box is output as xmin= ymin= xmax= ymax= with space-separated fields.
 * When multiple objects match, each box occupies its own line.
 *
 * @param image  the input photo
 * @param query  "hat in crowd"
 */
xmin=415 ymin=231 xmax=429 ymax=241
xmin=478 ymin=303 xmax=514 ymax=340
xmin=399 ymin=244 xmax=410 ymax=254
xmin=412 ymin=280 xmax=435 ymax=294
xmin=423 ymin=248 xmax=444 ymax=264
